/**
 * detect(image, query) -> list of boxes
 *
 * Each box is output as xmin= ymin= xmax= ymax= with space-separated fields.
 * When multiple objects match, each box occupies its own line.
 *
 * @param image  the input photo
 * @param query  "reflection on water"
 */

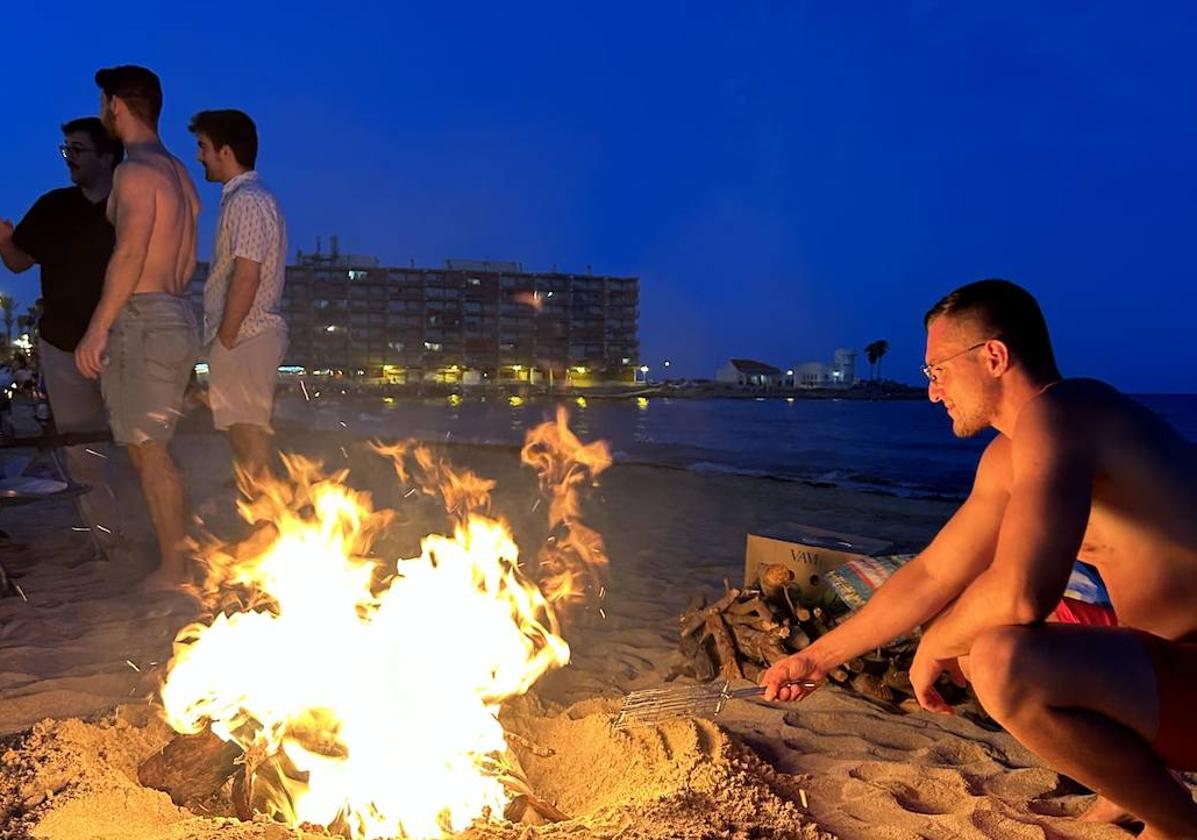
xmin=284 ymin=393 xmax=1197 ymax=497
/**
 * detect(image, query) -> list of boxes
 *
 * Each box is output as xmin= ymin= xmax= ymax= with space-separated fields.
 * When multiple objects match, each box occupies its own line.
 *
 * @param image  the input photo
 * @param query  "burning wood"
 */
xmin=137 ymin=725 xmax=241 ymax=806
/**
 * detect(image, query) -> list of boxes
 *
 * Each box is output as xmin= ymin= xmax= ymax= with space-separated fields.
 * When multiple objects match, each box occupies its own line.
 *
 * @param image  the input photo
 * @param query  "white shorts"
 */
xmin=208 ymin=327 xmax=286 ymax=432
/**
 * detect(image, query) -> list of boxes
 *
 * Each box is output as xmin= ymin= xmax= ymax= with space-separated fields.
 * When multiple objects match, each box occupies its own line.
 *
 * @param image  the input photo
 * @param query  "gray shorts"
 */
xmin=101 ymin=293 xmax=199 ymax=446
xmin=208 ymin=327 xmax=287 ymax=432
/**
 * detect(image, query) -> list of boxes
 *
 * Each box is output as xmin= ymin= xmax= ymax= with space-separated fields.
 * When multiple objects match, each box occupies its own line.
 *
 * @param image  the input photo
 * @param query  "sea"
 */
xmin=281 ymin=392 xmax=1197 ymax=500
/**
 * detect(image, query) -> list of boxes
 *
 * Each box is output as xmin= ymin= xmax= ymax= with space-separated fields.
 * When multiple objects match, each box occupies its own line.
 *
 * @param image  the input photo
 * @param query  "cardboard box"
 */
xmin=744 ymin=524 xmax=892 ymax=605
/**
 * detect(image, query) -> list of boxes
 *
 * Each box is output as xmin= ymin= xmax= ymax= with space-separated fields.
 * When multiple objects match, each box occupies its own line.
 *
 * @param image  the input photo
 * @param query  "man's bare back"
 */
xmin=107 ymin=145 xmax=199 ymax=296
xmin=979 ymin=379 xmax=1197 ymax=641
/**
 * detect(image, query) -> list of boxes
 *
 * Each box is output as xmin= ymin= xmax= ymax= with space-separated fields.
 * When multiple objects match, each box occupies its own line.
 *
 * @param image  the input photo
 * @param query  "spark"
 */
xmin=300 ymin=380 xmax=311 ymax=401
xmin=125 ymin=659 xmax=141 ymax=672
xmin=96 ymin=524 xmax=112 ymax=535
xmin=340 ymin=446 xmax=349 ymax=460
xmin=598 ymin=608 xmax=606 ymax=620
xmin=71 ymin=526 xmax=90 ymax=532
xmin=338 ymin=420 xmax=348 ymax=428
xmin=531 ymin=498 xmax=541 ymax=513
xmin=15 ymin=584 xmax=26 ymax=602
xmin=404 ymin=488 xmax=418 ymax=498
xmin=85 ymin=448 xmax=108 ymax=459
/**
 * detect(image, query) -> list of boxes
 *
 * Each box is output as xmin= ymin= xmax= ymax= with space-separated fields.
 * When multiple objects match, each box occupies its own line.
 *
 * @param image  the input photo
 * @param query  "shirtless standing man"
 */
xmin=762 ymin=279 xmax=1197 ymax=838
xmin=76 ymin=66 xmax=201 ymax=588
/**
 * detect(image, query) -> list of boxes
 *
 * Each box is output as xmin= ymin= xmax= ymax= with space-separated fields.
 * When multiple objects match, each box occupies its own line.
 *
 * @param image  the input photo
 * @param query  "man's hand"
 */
xmin=217 ymin=329 xmax=237 ymax=351
xmin=0 ymin=218 xmax=13 ymax=247
xmin=760 ymin=651 xmax=825 ymax=702
xmin=910 ymin=632 xmax=967 ymax=714
xmin=74 ymin=325 xmax=109 ymax=379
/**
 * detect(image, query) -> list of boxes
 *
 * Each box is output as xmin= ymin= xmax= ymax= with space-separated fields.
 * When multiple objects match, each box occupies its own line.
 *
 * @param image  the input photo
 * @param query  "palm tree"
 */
xmin=18 ymin=301 xmax=41 ymax=344
xmin=865 ymin=339 xmax=889 ymax=382
xmin=0 ymin=295 xmax=13 ymax=356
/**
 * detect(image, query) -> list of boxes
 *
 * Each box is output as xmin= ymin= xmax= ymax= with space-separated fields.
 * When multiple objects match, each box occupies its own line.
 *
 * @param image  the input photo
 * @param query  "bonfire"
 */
xmin=140 ymin=408 xmax=611 ymax=838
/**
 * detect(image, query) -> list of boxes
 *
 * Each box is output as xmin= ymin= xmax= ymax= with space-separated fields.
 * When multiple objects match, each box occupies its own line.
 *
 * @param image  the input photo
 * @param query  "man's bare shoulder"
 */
xmin=112 ymin=159 xmax=157 ymax=188
xmin=1016 ymin=378 xmax=1123 ymax=440
xmin=974 ymin=434 xmax=1013 ymax=494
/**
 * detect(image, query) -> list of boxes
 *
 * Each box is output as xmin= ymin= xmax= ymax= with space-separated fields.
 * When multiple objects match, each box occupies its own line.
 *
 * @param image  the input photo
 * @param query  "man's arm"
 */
xmin=217 ymin=257 xmax=262 ymax=348
xmin=75 ymin=165 xmax=155 ymax=378
xmin=909 ymin=395 xmax=1092 ymax=711
xmin=761 ymin=439 xmax=1010 ymax=700
xmin=88 ymin=165 xmax=155 ymax=333
xmin=0 ymin=219 xmax=36 ymax=273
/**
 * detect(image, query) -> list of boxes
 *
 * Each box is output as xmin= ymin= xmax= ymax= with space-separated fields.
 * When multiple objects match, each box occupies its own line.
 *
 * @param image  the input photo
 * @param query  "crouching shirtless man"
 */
xmin=75 ymin=65 xmax=201 ymax=589
xmin=762 ymin=279 xmax=1197 ymax=838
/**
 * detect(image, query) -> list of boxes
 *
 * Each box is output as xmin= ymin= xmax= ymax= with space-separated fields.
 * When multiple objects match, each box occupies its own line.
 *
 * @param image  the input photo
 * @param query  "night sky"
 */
xmin=3 ymin=2 xmax=1195 ymax=391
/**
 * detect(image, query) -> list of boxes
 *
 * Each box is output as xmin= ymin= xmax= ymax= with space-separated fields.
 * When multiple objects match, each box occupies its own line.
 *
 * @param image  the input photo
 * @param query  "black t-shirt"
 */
xmin=11 ymin=186 xmax=114 ymax=352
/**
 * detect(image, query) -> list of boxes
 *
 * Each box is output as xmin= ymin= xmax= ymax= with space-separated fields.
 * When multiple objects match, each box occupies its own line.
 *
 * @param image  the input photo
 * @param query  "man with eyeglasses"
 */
xmin=763 ymin=279 xmax=1197 ymax=836
xmin=0 ymin=117 xmax=128 ymax=553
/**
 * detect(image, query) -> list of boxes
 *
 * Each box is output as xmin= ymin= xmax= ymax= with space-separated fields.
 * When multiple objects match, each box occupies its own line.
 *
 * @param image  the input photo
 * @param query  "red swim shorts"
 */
xmin=1133 ymin=630 xmax=1197 ymax=771
xmin=1051 ymin=599 xmax=1197 ymax=769
xmin=1051 ymin=596 xmax=1118 ymax=627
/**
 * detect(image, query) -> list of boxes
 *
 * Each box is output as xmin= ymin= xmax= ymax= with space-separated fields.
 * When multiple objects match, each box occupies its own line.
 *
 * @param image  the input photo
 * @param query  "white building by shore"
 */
xmin=715 ymin=358 xmax=783 ymax=387
xmin=790 ymin=348 xmax=856 ymax=389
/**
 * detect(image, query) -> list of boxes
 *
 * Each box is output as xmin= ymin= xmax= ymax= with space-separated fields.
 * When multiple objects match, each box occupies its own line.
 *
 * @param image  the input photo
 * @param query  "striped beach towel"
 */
xmin=826 ymin=555 xmax=1113 ymax=611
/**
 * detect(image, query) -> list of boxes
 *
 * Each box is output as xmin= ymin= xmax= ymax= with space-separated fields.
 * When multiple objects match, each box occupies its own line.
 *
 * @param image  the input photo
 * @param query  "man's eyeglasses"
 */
xmin=58 ymin=144 xmax=97 ymax=160
xmin=921 ymin=341 xmax=992 ymax=383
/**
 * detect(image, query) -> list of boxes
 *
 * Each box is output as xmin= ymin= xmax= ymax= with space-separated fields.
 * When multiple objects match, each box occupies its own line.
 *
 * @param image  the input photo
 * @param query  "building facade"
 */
xmin=790 ymin=348 xmax=857 ymax=389
xmin=189 ymin=249 xmax=640 ymax=383
xmin=715 ymin=358 xmax=783 ymax=387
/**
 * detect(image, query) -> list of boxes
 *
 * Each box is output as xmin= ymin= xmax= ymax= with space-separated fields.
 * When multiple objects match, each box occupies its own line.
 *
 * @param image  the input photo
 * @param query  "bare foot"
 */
xmin=139 ymin=567 xmax=187 ymax=593
xmin=1077 ymin=794 xmax=1136 ymax=825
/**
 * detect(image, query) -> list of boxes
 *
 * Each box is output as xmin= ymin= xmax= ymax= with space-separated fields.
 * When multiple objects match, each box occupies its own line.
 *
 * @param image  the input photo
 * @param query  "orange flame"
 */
xmin=159 ymin=414 xmax=610 ymax=838
xmin=521 ymin=407 xmax=612 ymax=606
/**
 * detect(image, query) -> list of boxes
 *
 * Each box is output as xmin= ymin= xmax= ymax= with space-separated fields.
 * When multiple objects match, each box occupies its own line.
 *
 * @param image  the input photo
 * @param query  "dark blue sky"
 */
xmin=3 ymin=1 xmax=1195 ymax=391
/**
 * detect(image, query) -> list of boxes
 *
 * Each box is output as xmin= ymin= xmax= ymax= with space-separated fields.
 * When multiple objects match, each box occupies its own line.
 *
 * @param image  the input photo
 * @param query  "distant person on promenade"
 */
xmin=761 ymin=279 xmax=1197 ymax=838
xmin=189 ymin=109 xmax=287 ymax=484
xmin=75 ymin=66 xmax=201 ymax=590
xmin=0 ymin=116 xmax=128 ymax=551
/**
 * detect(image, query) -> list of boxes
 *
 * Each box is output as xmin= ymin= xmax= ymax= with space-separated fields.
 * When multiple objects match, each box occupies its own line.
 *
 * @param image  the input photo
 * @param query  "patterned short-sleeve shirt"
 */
xmin=203 ymin=170 xmax=288 ymax=346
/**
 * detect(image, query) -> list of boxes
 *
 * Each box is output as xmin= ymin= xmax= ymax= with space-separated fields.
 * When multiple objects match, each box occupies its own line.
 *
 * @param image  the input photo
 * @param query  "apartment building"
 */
xmin=189 ymin=245 xmax=639 ymax=384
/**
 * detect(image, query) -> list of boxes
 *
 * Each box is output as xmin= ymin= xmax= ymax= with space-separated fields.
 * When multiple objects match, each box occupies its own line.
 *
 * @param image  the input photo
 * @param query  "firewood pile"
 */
xmin=669 ymin=566 xmax=979 ymax=715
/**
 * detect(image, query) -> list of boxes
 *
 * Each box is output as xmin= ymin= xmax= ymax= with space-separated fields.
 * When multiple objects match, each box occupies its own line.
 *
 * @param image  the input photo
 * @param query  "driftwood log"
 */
xmin=138 ymin=727 xmax=243 ymax=805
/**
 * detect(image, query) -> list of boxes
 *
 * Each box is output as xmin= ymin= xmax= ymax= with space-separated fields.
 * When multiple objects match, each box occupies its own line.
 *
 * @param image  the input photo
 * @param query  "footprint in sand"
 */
xmin=848 ymin=760 xmax=974 ymax=816
xmin=919 ymin=739 xmax=1009 ymax=768
xmin=980 ymin=767 xmax=1061 ymax=800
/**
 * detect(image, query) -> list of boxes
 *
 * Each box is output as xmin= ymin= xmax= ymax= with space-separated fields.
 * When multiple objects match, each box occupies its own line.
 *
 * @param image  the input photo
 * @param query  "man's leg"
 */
xmin=210 ymin=329 xmax=285 ymax=488
xmin=126 ymin=440 xmax=190 ymax=587
xmin=227 ymin=422 xmax=273 ymax=484
xmin=968 ymin=624 xmax=1197 ymax=837
xmin=38 ymin=338 xmax=125 ymax=551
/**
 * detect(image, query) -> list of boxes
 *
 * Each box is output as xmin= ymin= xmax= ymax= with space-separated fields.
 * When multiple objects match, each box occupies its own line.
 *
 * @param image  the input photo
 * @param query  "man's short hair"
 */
xmin=61 ymin=117 xmax=124 ymax=169
xmin=188 ymin=109 xmax=258 ymax=170
xmin=94 ymin=65 xmax=163 ymax=130
xmin=925 ymin=279 xmax=1058 ymax=378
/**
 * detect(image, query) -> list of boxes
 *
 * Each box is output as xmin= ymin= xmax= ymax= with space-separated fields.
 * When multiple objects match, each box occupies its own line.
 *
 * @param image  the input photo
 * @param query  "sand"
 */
xmin=0 ymin=422 xmax=1184 ymax=838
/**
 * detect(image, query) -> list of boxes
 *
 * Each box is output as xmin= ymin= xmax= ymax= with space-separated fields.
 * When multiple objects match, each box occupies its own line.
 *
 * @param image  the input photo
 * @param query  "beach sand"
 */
xmin=0 ymin=425 xmax=1179 ymax=838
